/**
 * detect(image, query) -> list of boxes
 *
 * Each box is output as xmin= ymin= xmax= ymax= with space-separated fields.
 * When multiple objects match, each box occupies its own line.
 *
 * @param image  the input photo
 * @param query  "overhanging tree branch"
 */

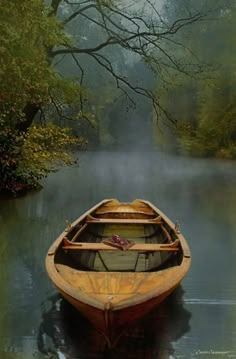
xmin=48 ymin=1 xmax=210 ymax=124
xmin=88 ymin=51 xmax=176 ymax=124
xmin=71 ymin=53 xmax=85 ymax=112
xmin=47 ymin=0 xmax=211 ymax=127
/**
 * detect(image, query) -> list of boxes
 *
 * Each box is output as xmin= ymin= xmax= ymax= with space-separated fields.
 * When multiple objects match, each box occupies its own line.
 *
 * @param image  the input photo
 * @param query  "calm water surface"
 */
xmin=1 ymin=150 xmax=236 ymax=359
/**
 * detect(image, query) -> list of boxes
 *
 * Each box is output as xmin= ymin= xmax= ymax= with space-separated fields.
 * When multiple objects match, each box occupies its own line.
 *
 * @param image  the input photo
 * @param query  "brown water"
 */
xmin=1 ymin=150 xmax=236 ymax=358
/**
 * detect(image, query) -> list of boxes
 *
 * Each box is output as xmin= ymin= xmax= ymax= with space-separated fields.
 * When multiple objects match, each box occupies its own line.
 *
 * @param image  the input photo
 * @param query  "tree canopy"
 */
xmin=156 ymin=0 xmax=236 ymax=158
xmin=0 ymin=0 xmax=85 ymax=194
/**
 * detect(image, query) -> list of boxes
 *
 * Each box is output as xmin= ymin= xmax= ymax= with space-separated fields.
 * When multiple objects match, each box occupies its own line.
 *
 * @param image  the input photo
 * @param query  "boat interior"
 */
xmin=54 ymin=200 xmax=182 ymax=272
xmin=55 ymin=219 xmax=183 ymax=273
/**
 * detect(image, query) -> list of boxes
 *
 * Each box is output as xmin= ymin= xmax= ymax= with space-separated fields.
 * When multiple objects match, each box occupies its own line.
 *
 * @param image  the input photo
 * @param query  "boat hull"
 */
xmin=45 ymin=199 xmax=191 ymax=347
xmin=55 ymin=281 xmax=180 ymax=347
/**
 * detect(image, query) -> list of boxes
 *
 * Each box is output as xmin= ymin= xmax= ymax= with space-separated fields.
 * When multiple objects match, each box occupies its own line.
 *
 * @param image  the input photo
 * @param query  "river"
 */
xmin=0 ymin=150 xmax=236 ymax=359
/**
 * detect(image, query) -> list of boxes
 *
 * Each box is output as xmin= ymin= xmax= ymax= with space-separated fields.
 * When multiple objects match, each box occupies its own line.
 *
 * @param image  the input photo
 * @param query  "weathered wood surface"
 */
xmin=55 ymin=263 xmax=180 ymax=300
xmin=70 ymin=223 xmax=88 ymax=242
xmin=86 ymin=214 xmax=162 ymax=224
xmin=95 ymin=199 xmax=156 ymax=216
xmin=62 ymin=242 xmax=179 ymax=252
xmin=63 ymin=237 xmax=180 ymax=252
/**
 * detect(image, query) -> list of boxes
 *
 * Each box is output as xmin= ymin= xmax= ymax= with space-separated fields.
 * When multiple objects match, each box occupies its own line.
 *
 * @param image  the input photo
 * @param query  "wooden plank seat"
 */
xmin=86 ymin=214 xmax=163 ymax=224
xmin=62 ymin=238 xmax=180 ymax=252
xmin=94 ymin=210 xmax=155 ymax=217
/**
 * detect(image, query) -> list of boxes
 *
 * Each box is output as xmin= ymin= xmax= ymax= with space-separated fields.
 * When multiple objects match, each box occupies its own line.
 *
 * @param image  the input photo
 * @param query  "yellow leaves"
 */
xmin=0 ymin=1 xmax=91 ymax=189
xmin=15 ymin=124 xmax=85 ymax=184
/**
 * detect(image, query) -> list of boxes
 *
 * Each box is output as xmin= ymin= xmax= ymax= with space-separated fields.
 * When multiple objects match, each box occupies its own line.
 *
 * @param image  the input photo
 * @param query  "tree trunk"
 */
xmin=16 ymin=103 xmax=40 ymax=133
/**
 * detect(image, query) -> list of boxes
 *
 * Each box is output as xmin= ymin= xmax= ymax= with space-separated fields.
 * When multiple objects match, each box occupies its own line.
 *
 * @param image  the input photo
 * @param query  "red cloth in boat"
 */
xmin=103 ymin=234 xmax=134 ymax=250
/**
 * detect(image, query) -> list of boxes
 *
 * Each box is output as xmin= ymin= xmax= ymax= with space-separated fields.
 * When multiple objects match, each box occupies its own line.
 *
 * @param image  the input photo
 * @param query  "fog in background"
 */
xmin=54 ymin=0 xmax=169 ymax=150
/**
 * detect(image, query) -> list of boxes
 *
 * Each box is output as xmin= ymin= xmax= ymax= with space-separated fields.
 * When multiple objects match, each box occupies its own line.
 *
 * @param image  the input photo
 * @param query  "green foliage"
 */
xmin=17 ymin=124 xmax=83 ymax=184
xmin=0 ymin=0 xmax=87 ymax=194
xmin=0 ymin=121 xmax=83 ymax=193
xmin=0 ymin=122 xmax=20 ymax=193
xmin=177 ymin=77 xmax=236 ymax=158
xmin=157 ymin=1 xmax=236 ymax=159
xmin=0 ymin=0 xmax=68 ymax=123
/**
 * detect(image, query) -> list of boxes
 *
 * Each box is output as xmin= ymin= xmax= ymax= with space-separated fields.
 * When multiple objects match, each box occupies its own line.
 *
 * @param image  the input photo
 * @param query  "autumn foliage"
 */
xmin=0 ymin=0 xmax=85 ymax=194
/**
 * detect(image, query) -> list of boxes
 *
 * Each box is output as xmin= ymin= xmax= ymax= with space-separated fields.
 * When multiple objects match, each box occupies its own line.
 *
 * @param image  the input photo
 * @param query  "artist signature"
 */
xmin=195 ymin=349 xmax=236 ymax=357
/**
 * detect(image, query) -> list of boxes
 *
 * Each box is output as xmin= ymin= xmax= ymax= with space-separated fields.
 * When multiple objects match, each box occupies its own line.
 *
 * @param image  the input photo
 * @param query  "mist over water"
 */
xmin=1 ymin=149 xmax=236 ymax=358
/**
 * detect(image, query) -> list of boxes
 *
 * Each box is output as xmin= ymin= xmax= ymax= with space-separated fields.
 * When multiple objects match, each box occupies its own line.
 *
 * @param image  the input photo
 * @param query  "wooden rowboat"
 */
xmin=45 ymin=199 xmax=191 ymax=347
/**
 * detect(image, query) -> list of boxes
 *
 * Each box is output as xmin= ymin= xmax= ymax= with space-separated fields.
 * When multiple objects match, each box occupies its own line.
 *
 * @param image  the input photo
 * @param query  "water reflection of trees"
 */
xmin=38 ymin=287 xmax=191 ymax=359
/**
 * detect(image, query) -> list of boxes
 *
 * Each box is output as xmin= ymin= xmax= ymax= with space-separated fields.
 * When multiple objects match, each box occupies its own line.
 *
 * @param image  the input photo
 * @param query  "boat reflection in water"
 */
xmin=38 ymin=287 xmax=191 ymax=359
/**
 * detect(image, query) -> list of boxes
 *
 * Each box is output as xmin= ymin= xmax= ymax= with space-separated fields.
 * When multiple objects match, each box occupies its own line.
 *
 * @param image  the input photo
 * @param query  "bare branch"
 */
xmin=89 ymin=52 xmax=176 ymax=124
xmin=52 ymin=7 xmax=208 ymax=58
xmin=63 ymin=3 xmax=96 ymax=25
xmin=71 ymin=53 xmax=84 ymax=112
xmin=51 ymin=37 xmax=118 ymax=56
xmin=48 ymin=1 xmax=210 ymax=126
xmin=162 ymin=12 xmax=207 ymax=35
